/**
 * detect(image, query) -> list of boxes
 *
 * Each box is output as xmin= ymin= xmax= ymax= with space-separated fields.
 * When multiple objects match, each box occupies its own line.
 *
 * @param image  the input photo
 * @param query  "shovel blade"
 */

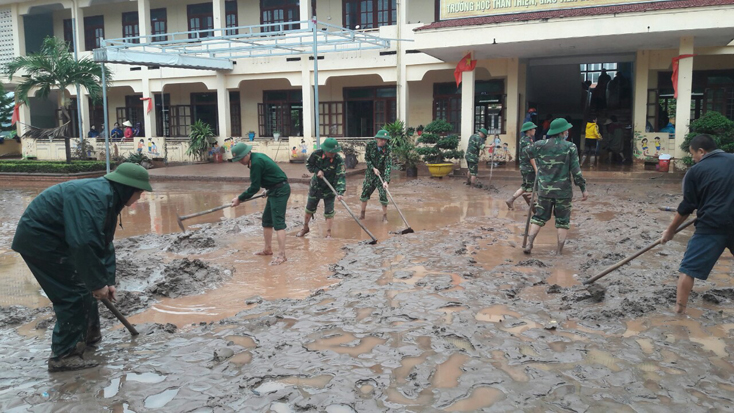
xmin=400 ymin=228 xmax=415 ymax=234
xmin=176 ymin=215 xmax=186 ymax=233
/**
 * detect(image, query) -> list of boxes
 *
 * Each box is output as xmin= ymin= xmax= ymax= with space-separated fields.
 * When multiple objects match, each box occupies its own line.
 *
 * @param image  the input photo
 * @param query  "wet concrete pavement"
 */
xmin=1 ymin=172 xmax=733 ymax=412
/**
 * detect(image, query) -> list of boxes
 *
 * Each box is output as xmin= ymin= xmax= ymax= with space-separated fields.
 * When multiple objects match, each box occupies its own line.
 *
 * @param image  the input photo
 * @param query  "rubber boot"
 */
xmin=557 ymin=229 xmax=568 ymax=255
xmin=48 ymin=342 xmax=98 ymax=373
xmin=86 ymin=324 xmax=102 ymax=346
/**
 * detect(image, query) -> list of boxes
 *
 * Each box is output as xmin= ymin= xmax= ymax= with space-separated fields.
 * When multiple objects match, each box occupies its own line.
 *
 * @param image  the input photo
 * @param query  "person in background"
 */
xmin=110 ymin=123 xmax=123 ymax=142
xmin=123 ymin=121 xmax=134 ymax=142
xmin=360 ymin=130 xmax=393 ymax=222
xmin=581 ymin=116 xmax=603 ymax=167
xmin=87 ymin=126 xmax=99 ymax=138
xmin=133 ymin=122 xmax=143 ymax=137
xmin=464 ymin=127 xmax=488 ymax=187
xmin=661 ymin=134 xmax=734 ymax=314
xmin=506 ymin=121 xmax=537 ymax=210
xmin=297 ymin=138 xmax=346 ymax=239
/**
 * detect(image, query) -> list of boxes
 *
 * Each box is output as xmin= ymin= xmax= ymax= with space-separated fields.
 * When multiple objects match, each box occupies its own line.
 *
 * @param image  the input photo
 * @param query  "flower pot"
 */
xmin=345 ymin=154 xmax=358 ymax=169
xmin=248 ymin=132 xmax=255 ymax=141
xmin=426 ymin=163 xmax=454 ymax=178
xmin=406 ymin=166 xmax=418 ymax=177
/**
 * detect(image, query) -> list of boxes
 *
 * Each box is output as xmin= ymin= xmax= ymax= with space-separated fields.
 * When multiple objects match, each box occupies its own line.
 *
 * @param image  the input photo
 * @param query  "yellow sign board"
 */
xmin=440 ymin=0 xmax=679 ymax=20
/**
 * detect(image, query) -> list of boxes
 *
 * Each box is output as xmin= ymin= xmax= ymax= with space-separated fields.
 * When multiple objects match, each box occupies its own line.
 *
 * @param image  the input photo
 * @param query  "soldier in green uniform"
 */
xmin=296 ymin=138 xmax=346 ymax=238
xmin=523 ymin=118 xmax=588 ymax=255
xmin=359 ymin=129 xmax=392 ymax=222
xmin=229 ymin=143 xmax=291 ymax=266
xmin=465 ymin=127 xmax=488 ymax=187
xmin=12 ymin=163 xmax=152 ymax=372
xmin=506 ymin=122 xmax=538 ymax=210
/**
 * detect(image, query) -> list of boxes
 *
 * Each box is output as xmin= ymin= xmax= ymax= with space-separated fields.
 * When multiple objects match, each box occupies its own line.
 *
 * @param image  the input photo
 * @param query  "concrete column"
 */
xmin=78 ymin=92 xmax=91 ymax=137
xmin=11 ymin=4 xmax=25 ymax=57
xmin=633 ymin=50 xmax=650 ymax=133
xmin=142 ymin=78 xmax=157 ymax=138
xmin=137 ymin=0 xmax=151 ymax=43
xmin=674 ymin=37 xmax=694 ymax=160
xmin=300 ymin=0 xmax=311 ymax=29
xmin=216 ymin=73 xmax=231 ymax=139
xmin=72 ymin=5 xmax=84 ymax=53
xmin=506 ymin=58 xmax=520 ymax=152
xmin=460 ymin=63 xmax=475 ymax=168
xmin=213 ymin=0 xmax=226 ymax=31
xmin=396 ymin=0 xmax=408 ymax=125
xmin=301 ymin=62 xmax=314 ymax=139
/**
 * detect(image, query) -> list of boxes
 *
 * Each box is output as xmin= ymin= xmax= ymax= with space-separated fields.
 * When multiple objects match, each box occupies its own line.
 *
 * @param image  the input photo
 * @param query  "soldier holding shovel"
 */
xmin=506 ymin=121 xmax=538 ymax=210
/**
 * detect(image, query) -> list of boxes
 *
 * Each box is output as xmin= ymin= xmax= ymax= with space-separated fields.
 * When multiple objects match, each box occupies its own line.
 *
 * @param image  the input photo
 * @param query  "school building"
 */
xmin=2 ymin=0 xmax=734 ymax=165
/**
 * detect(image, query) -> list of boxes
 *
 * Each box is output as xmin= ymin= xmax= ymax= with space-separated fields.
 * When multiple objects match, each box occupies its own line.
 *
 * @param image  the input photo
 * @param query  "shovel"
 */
xmin=583 ymin=219 xmax=695 ymax=285
xmin=101 ymin=298 xmax=139 ymax=336
xmin=521 ymin=174 xmax=539 ymax=249
xmin=176 ymin=193 xmax=266 ymax=232
xmin=320 ymin=175 xmax=378 ymax=244
xmin=377 ymin=175 xmax=414 ymax=234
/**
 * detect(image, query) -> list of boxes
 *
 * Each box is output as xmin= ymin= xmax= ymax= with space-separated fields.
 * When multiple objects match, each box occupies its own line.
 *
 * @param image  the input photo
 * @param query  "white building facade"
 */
xmin=2 ymin=0 xmax=734 ymax=164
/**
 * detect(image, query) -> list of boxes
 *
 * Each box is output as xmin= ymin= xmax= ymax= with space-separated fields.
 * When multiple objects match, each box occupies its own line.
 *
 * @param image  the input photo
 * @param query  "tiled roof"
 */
xmin=415 ymin=0 xmax=734 ymax=31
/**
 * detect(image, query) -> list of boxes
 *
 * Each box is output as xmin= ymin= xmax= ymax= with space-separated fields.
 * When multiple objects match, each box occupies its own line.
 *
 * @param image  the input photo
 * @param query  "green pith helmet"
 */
xmin=547 ymin=118 xmax=573 ymax=136
xmin=229 ymin=142 xmax=252 ymax=162
xmin=104 ymin=163 xmax=152 ymax=192
xmin=521 ymin=122 xmax=537 ymax=133
xmin=321 ymin=138 xmax=341 ymax=153
xmin=374 ymin=129 xmax=391 ymax=140
xmin=477 ymin=127 xmax=488 ymax=137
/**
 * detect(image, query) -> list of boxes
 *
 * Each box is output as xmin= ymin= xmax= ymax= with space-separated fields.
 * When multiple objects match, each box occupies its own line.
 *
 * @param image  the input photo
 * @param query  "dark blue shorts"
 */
xmin=679 ymin=232 xmax=734 ymax=280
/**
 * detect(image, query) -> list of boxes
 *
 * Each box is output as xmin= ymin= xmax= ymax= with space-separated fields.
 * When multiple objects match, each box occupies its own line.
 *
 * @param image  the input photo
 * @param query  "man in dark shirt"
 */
xmin=229 ymin=143 xmax=290 ymax=266
xmin=662 ymin=134 xmax=734 ymax=314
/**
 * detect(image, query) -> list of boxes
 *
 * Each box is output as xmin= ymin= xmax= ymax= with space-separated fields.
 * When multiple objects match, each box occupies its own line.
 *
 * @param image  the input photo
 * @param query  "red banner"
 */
xmin=672 ymin=54 xmax=695 ymax=99
xmin=454 ymin=53 xmax=477 ymax=88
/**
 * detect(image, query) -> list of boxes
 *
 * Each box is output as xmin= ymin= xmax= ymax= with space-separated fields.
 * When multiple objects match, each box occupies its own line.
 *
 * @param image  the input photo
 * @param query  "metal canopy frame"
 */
xmin=94 ymin=19 xmax=399 ymax=171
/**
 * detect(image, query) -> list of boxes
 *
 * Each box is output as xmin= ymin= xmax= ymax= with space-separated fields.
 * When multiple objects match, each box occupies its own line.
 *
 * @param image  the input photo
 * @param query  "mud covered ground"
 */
xmin=0 ymin=178 xmax=733 ymax=412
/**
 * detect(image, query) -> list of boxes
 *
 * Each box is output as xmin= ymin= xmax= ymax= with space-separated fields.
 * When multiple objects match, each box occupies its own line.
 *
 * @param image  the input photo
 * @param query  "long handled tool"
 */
xmin=101 ymin=298 xmax=139 ymax=336
xmin=488 ymin=148 xmax=496 ymax=186
xmin=176 ymin=193 xmax=266 ymax=232
xmin=377 ymin=175 xmax=414 ymax=234
xmin=321 ymin=176 xmax=378 ymax=244
xmin=521 ymin=174 xmax=539 ymax=249
xmin=583 ymin=219 xmax=695 ymax=285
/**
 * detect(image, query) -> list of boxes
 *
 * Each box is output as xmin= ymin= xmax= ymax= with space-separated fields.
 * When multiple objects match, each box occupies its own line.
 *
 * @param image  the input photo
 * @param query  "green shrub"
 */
xmin=681 ymin=112 xmax=734 ymax=162
xmin=416 ymin=119 xmax=464 ymax=164
xmin=0 ymin=160 xmax=107 ymax=173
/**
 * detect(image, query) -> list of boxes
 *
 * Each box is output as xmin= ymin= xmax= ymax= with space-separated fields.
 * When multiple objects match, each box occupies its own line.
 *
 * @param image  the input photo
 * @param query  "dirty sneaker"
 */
xmin=48 ymin=354 xmax=98 ymax=372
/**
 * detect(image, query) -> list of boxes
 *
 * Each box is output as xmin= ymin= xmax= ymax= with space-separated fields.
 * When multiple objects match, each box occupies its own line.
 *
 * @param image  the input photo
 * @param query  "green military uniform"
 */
xmin=12 ymin=164 xmax=152 ymax=364
xmin=465 ymin=129 xmax=487 ymax=176
xmin=360 ymin=138 xmax=392 ymax=206
xmin=519 ymin=132 xmax=536 ymax=192
xmin=526 ymin=134 xmax=586 ymax=229
xmin=237 ymin=151 xmax=290 ymax=231
xmin=306 ymin=149 xmax=346 ymax=218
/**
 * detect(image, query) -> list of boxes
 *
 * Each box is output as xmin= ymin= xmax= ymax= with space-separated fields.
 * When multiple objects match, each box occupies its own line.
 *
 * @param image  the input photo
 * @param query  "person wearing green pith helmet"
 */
xmin=360 ymin=129 xmax=392 ymax=222
xmin=524 ymin=118 xmax=588 ymax=255
xmin=506 ymin=121 xmax=538 ymax=210
xmin=11 ymin=163 xmax=152 ymax=372
xmin=465 ymin=127 xmax=488 ymax=187
xmin=229 ymin=143 xmax=290 ymax=266
xmin=297 ymin=138 xmax=346 ymax=238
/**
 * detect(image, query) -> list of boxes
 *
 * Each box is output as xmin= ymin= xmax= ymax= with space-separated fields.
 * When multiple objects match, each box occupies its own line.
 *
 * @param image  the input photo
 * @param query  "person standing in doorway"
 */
xmin=581 ymin=116 xmax=603 ymax=167
xmin=12 ymin=163 xmax=152 ymax=372
xmin=229 ymin=143 xmax=291 ymax=266
xmin=524 ymin=118 xmax=588 ymax=255
xmin=506 ymin=121 xmax=537 ymax=210
xmin=360 ymin=130 xmax=392 ymax=222
xmin=297 ymin=138 xmax=346 ymax=239
xmin=464 ymin=127 xmax=488 ymax=187
xmin=661 ymin=135 xmax=734 ymax=314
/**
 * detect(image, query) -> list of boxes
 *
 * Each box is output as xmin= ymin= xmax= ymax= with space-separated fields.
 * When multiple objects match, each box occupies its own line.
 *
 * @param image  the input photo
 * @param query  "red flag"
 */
xmin=672 ymin=54 xmax=695 ymax=99
xmin=454 ymin=53 xmax=477 ymax=88
xmin=11 ymin=103 xmax=20 ymax=125
xmin=140 ymin=97 xmax=152 ymax=114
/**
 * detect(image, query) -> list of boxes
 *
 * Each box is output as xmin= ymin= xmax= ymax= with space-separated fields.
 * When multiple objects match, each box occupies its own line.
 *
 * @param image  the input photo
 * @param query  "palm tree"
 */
xmin=4 ymin=36 xmax=110 ymax=162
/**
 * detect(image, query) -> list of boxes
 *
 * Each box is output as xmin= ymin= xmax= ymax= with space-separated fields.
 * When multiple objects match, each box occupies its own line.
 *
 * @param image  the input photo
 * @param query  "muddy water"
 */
xmin=2 ymin=178 xmax=734 ymax=411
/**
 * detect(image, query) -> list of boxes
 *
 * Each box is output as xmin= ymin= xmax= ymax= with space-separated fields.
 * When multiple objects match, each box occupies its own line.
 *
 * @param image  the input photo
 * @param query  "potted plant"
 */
xmin=385 ymin=120 xmax=420 ymax=177
xmin=186 ymin=120 xmax=216 ymax=162
xmin=416 ymin=119 xmax=464 ymax=178
xmin=247 ymin=130 xmax=256 ymax=141
xmin=342 ymin=142 xmax=359 ymax=169
xmin=273 ymin=131 xmax=281 ymax=141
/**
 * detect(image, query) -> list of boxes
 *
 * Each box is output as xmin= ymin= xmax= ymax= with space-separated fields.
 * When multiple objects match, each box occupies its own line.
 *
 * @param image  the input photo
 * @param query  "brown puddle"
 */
xmin=433 ymin=353 xmax=470 ymax=388
xmin=306 ymin=330 xmax=387 ymax=357
xmin=444 ymin=386 xmax=506 ymax=411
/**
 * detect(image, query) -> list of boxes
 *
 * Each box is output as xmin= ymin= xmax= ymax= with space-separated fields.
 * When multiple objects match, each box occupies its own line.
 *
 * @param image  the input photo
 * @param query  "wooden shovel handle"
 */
xmin=320 ymin=175 xmax=378 ymax=243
